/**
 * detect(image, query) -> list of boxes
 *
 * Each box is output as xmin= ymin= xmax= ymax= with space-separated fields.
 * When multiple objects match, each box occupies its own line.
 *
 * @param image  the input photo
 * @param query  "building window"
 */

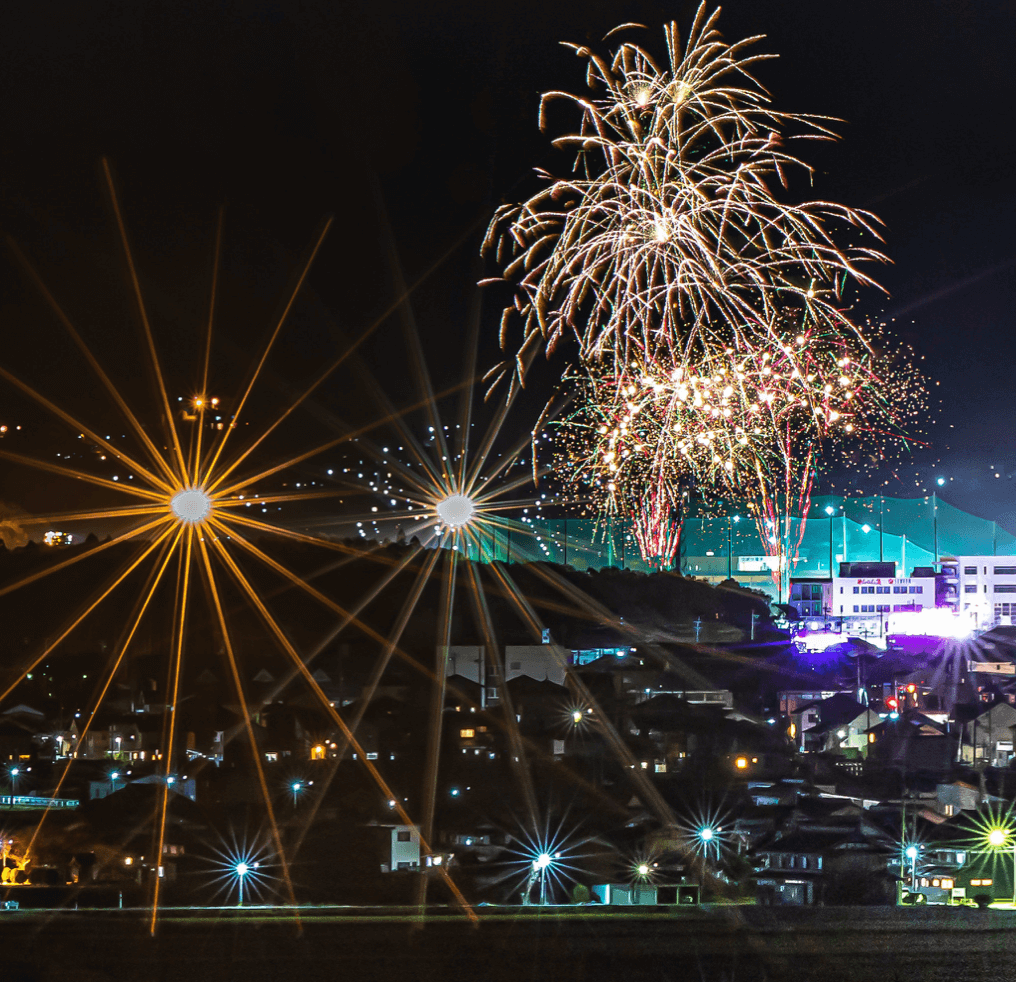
xmin=459 ymin=729 xmax=475 ymax=739
xmin=853 ymin=586 xmax=859 ymax=594
xmin=397 ymin=831 xmax=412 ymax=842
xmin=965 ymin=584 xmax=978 ymax=594
xmin=995 ymin=567 xmax=1016 ymax=576
xmin=965 ymin=566 xmax=977 ymax=575
xmin=995 ymin=585 xmax=1016 ymax=594
xmin=853 ymin=605 xmax=859 ymax=613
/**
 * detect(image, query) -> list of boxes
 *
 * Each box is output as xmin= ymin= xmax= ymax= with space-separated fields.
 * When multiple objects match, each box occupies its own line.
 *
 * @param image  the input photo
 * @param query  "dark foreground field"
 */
xmin=4 ymin=905 xmax=1014 ymax=982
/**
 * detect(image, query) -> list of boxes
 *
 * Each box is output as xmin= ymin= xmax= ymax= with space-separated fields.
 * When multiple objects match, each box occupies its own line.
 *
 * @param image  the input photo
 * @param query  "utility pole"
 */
xmin=879 ymin=495 xmax=884 ymax=563
xmin=727 ymin=517 xmax=732 ymax=581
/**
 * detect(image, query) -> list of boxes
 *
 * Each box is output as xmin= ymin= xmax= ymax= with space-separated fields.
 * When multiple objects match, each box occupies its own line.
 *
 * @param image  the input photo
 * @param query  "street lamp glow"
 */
xmin=436 ymin=493 xmax=475 ymax=528
xmin=988 ymin=828 xmax=1007 ymax=848
xmin=535 ymin=852 xmax=552 ymax=870
xmin=637 ymin=863 xmax=650 ymax=877
xmin=825 ymin=505 xmax=835 ymax=515
xmin=571 ymin=710 xmax=583 ymax=724
xmin=698 ymin=827 xmax=714 ymax=842
xmin=235 ymin=862 xmax=249 ymax=877
xmin=905 ymin=845 xmax=918 ymax=860
xmin=171 ymin=488 xmax=212 ymax=524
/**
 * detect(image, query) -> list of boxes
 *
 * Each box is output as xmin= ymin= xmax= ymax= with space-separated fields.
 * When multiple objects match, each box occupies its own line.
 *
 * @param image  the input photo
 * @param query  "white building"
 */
xmin=388 ymin=824 xmax=420 ymax=871
xmin=955 ymin=558 xmax=1016 ymax=629
xmin=829 ymin=562 xmax=936 ymax=639
xmin=443 ymin=644 xmax=568 ymax=703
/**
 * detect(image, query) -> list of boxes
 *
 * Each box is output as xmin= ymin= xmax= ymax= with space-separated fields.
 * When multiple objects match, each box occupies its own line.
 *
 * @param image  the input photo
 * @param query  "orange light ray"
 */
xmin=102 ymin=158 xmax=188 ymax=485
xmin=528 ymin=563 xmax=712 ymax=689
xmin=217 ymin=509 xmax=444 ymax=560
xmin=452 ymin=274 xmax=483 ymax=493
xmin=462 ymin=361 xmax=534 ymax=495
xmin=151 ymin=525 xmax=194 ymax=934
xmin=195 ymin=532 xmax=301 ymax=921
xmin=290 ymin=546 xmax=439 ymax=860
xmin=489 ymin=562 xmax=681 ymax=828
xmin=344 ymin=371 xmax=453 ymax=498
xmin=474 ymin=499 xmax=543 ymax=516
xmin=206 ymin=533 xmax=476 ymax=921
xmin=0 ymin=521 xmax=176 ymax=705
xmin=0 ymin=515 xmax=172 ymax=600
xmin=6 ymin=236 xmax=181 ymax=488
xmin=16 ymin=504 xmax=170 ymax=526
xmin=415 ymin=541 xmax=458 ymax=910
xmin=0 ymin=448 xmax=168 ymax=502
xmin=210 ymin=379 xmax=472 ymax=501
xmin=460 ymin=530 xmax=539 ymax=830
xmin=280 ymin=507 xmax=432 ymax=527
xmin=212 ymin=489 xmax=345 ymax=509
xmin=0 ymin=363 xmax=173 ymax=493
xmin=473 ymin=466 xmax=551 ymax=506
xmin=199 ymin=218 xmax=333 ymax=488
xmin=192 ymin=208 xmax=223 ymax=486
xmin=24 ymin=525 xmax=184 ymax=859
xmin=375 ymin=193 xmax=456 ymax=497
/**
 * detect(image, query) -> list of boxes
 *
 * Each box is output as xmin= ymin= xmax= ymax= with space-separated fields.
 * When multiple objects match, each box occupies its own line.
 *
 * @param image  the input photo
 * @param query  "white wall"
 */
xmin=390 ymin=825 xmax=421 ymax=870
xmin=955 ymin=558 xmax=1016 ymax=628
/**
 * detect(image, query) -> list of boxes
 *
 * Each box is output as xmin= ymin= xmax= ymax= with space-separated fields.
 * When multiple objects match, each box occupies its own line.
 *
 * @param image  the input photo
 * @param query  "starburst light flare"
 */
xmin=0 ymin=168 xmax=484 ymax=930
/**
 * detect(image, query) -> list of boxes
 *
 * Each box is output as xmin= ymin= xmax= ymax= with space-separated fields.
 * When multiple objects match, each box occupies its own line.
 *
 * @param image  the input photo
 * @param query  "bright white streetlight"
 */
xmin=436 ymin=493 xmax=475 ymax=528
xmin=171 ymin=488 xmax=212 ymax=524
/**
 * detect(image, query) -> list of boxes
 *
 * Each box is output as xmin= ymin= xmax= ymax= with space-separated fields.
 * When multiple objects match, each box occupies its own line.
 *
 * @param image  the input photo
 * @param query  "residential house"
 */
xmin=753 ymin=822 xmax=897 ymax=905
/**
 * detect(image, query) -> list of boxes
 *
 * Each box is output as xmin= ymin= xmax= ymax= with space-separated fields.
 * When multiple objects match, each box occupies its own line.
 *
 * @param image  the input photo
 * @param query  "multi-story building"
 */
xmin=954 ymin=558 xmax=1016 ymax=629
xmin=789 ymin=562 xmax=938 ymax=640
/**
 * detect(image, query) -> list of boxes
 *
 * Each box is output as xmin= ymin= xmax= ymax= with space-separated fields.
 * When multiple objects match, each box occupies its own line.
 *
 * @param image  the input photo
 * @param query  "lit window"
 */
xmin=459 ymin=729 xmax=475 ymax=739
xmin=735 ymin=757 xmax=748 ymax=769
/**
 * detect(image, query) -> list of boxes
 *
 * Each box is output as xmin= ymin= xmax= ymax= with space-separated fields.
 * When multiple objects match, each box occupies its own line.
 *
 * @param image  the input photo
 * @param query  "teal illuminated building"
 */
xmin=456 ymin=494 xmax=1016 ymax=604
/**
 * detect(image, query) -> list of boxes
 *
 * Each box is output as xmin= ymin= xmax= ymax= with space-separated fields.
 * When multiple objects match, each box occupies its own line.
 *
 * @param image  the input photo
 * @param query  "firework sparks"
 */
xmin=483 ymin=5 xmax=887 ymax=393
xmin=551 ymin=319 xmax=927 ymax=572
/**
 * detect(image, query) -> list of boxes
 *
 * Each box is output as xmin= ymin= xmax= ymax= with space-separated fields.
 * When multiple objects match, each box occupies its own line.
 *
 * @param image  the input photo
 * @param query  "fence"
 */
xmin=454 ymin=495 xmax=1016 ymax=598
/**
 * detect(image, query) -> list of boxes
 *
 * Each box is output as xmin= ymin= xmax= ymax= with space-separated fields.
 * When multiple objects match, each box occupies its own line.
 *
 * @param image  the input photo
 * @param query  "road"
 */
xmin=4 ymin=904 xmax=1014 ymax=981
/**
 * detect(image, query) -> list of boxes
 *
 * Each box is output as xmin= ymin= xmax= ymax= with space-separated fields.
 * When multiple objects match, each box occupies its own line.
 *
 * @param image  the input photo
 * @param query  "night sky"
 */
xmin=1 ymin=1 xmax=1014 ymax=527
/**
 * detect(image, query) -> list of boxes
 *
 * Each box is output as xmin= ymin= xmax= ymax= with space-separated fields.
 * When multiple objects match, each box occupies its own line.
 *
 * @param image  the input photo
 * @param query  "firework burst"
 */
xmin=483 ymin=5 xmax=886 ymax=393
xmin=551 ymin=318 xmax=927 ymax=574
